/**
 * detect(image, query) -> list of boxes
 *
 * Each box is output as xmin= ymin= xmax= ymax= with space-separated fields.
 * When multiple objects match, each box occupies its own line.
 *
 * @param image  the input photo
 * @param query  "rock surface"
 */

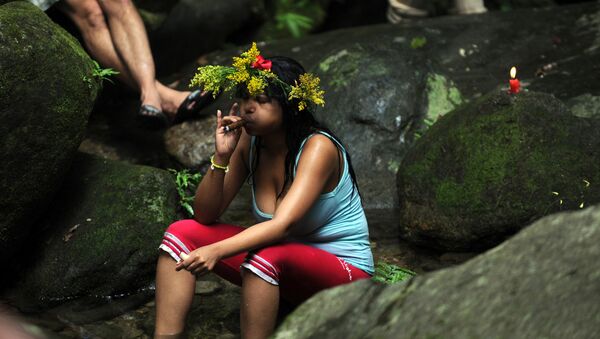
xmin=7 ymin=153 xmax=178 ymax=309
xmin=144 ymin=0 xmax=261 ymax=76
xmin=0 ymin=2 xmax=100 ymax=270
xmin=274 ymin=203 xmax=600 ymax=339
xmin=397 ymin=91 xmax=600 ymax=251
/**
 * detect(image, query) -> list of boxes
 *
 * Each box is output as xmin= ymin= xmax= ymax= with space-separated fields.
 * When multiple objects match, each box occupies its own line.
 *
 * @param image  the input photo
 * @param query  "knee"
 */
xmin=243 ymin=246 xmax=288 ymax=285
xmin=71 ymin=2 xmax=107 ymax=30
xmin=164 ymin=219 xmax=207 ymax=238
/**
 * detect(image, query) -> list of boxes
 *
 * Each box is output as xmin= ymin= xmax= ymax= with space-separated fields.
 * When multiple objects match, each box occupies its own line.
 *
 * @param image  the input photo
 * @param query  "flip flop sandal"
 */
xmin=172 ymin=89 xmax=219 ymax=125
xmin=136 ymin=104 xmax=169 ymax=130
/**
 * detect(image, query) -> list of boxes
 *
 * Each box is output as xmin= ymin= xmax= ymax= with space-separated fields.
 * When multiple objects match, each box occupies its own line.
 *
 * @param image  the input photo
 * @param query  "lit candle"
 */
xmin=509 ymin=66 xmax=520 ymax=94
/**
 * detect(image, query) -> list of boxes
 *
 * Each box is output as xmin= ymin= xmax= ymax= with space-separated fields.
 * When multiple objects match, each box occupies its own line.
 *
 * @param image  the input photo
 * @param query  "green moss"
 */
xmin=398 ymin=91 xmax=600 ymax=250
xmin=318 ymin=49 xmax=361 ymax=89
xmin=387 ymin=159 xmax=401 ymax=173
xmin=410 ymin=36 xmax=427 ymax=49
xmin=426 ymin=74 xmax=463 ymax=122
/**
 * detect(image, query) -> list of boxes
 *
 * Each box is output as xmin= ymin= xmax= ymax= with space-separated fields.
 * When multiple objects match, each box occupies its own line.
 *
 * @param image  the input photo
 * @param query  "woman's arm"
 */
xmin=193 ymin=105 xmax=250 ymax=224
xmin=179 ymin=135 xmax=340 ymax=273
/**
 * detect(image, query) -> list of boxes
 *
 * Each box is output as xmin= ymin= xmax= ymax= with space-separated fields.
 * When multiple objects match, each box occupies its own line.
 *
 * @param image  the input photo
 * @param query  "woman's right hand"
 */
xmin=215 ymin=102 xmax=243 ymax=161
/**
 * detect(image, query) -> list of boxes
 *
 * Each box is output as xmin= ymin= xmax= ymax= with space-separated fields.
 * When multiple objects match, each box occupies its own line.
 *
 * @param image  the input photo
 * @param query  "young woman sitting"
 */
xmin=154 ymin=44 xmax=374 ymax=339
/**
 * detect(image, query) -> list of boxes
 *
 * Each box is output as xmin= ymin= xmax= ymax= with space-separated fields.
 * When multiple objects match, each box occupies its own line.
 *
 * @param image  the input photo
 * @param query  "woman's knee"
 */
xmin=243 ymin=246 xmax=289 ymax=286
xmin=164 ymin=219 xmax=207 ymax=238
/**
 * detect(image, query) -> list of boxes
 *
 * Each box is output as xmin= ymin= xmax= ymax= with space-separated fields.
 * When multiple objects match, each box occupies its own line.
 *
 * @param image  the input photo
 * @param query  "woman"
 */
xmin=154 ymin=46 xmax=374 ymax=339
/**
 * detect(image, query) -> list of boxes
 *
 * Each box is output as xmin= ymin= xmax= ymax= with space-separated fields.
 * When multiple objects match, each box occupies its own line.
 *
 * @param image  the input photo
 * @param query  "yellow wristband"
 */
xmin=210 ymin=155 xmax=229 ymax=173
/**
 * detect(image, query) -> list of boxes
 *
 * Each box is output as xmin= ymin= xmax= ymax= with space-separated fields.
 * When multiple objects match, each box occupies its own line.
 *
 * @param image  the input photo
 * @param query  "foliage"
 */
xmin=261 ymin=0 xmax=324 ymax=39
xmin=168 ymin=168 xmax=202 ymax=217
xmin=372 ymin=262 xmax=416 ymax=284
xmin=411 ymin=36 xmax=427 ymax=49
xmin=276 ymin=11 xmax=314 ymax=38
xmin=83 ymin=60 xmax=119 ymax=88
xmin=91 ymin=60 xmax=119 ymax=82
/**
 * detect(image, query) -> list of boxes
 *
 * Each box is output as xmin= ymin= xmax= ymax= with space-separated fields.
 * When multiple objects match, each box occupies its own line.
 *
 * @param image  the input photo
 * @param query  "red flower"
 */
xmin=252 ymin=55 xmax=272 ymax=71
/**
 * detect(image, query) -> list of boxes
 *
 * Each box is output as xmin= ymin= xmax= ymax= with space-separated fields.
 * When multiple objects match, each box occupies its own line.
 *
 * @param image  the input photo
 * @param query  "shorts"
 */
xmin=159 ymin=219 xmax=371 ymax=305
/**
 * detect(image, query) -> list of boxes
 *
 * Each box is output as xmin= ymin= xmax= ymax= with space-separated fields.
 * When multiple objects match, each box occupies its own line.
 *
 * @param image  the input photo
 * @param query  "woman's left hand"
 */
xmin=176 ymin=246 xmax=221 ymax=275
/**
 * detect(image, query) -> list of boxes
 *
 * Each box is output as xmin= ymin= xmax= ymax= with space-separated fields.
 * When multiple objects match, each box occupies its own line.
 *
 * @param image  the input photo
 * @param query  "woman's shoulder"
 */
xmin=299 ymin=133 xmax=340 ymax=160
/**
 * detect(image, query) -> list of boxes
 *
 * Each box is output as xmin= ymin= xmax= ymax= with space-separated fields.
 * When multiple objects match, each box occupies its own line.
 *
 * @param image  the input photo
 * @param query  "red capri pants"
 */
xmin=159 ymin=219 xmax=371 ymax=305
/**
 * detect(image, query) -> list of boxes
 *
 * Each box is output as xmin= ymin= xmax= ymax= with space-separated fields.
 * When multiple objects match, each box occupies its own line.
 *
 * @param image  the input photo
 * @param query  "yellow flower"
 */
xmin=227 ymin=42 xmax=264 ymax=86
xmin=227 ymin=68 xmax=250 ymax=84
xmin=231 ymin=43 xmax=260 ymax=72
xmin=189 ymin=65 xmax=231 ymax=96
xmin=247 ymin=76 xmax=268 ymax=96
xmin=288 ymin=73 xmax=325 ymax=111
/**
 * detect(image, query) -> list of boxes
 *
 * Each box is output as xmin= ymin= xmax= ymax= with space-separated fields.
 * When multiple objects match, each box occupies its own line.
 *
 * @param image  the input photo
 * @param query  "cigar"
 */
xmin=223 ymin=119 xmax=246 ymax=133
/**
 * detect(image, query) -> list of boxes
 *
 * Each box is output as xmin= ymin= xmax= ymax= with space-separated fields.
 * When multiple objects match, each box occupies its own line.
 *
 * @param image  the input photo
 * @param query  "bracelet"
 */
xmin=210 ymin=155 xmax=229 ymax=173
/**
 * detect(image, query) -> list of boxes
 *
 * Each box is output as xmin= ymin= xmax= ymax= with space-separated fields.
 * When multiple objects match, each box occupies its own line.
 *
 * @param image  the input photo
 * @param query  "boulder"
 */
xmin=166 ymin=1 xmax=600 ymax=209
xmin=397 ymin=91 xmax=600 ymax=251
xmin=0 ymin=2 xmax=101 ymax=270
xmin=7 ymin=152 xmax=178 ymax=309
xmin=274 ymin=203 xmax=600 ymax=339
xmin=143 ymin=0 xmax=262 ymax=76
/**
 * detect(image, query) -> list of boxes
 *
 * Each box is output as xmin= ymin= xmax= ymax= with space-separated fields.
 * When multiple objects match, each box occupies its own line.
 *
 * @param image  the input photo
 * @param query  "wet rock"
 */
xmin=7 ymin=153 xmax=178 ymax=309
xmin=397 ymin=91 xmax=600 ymax=251
xmin=274 ymin=203 xmax=600 ymax=339
xmin=0 ymin=2 xmax=101 ymax=270
xmin=164 ymin=117 xmax=216 ymax=168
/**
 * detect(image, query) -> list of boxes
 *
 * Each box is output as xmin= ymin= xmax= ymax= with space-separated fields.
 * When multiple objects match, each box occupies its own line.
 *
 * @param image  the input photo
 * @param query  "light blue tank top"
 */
xmin=249 ymin=131 xmax=374 ymax=275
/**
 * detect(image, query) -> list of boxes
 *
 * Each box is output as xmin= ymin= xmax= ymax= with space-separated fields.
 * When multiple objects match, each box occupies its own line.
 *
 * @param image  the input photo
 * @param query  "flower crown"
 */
xmin=189 ymin=42 xmax=325 ymax=111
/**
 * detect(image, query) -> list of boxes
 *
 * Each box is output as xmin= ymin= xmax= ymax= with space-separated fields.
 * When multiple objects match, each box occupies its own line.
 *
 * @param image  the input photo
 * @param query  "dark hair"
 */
xmin=238 ymin=56 xmax=361 ymax=198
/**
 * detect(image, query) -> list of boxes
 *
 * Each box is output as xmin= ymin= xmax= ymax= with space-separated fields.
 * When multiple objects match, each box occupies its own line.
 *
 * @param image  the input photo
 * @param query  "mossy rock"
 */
xmin=9 ymin=153 xmax=178 ymax=309
xmin=274 ymin=204 xmax=600 ymax=339
xmin=0 ymin=2 xmax=101 ymax=269
xmin=397 ymin=91 xmax=600 ymax=251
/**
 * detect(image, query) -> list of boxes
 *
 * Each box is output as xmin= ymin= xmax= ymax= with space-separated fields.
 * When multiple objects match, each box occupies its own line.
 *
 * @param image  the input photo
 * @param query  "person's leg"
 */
xmin=453 ymin=0 xmax=487 ymax=14
xmin=240 ymin=269 xmax=280 ymax=339
xmin=155 ymin=220 xmax=248 ymax=337
xmin=58 ymin=0 xmax=206 ymax=120
xmin=154 ymin=253 xmax=196 ymax=338
xmin=57 ymin=0 xmax=137 ymax=89
xmin=96 ymin=0 xmax=162 ymax=111
xmin=243 ymin=243 xmax=372 ymax=306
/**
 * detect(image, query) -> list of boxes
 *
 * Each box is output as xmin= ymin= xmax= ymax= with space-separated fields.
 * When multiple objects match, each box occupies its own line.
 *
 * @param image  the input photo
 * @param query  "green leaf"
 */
xmin=372 ymin=262 xmax=416 ymax=284
xmin=410 ymin=36 xmax=427 ymax=49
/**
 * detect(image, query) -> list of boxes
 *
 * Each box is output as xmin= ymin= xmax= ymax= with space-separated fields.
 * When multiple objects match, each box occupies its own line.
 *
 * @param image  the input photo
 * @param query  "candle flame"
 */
xmin=510 ymin=66 xmax=517 ymax=79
